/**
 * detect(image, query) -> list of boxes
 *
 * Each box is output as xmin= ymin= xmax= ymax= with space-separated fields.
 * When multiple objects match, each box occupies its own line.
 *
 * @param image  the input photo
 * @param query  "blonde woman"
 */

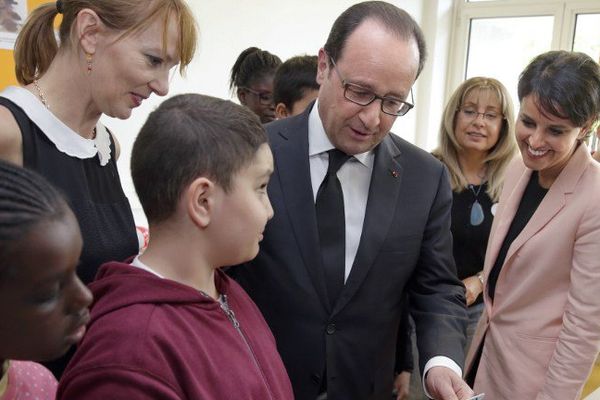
xmin=432 ymin=77 xmax=516 ymax=350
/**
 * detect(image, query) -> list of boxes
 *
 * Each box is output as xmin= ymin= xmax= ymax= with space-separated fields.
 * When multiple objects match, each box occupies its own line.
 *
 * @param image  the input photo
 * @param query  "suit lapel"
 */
xmin=271 ymin=106 xmax=332 ymax=312
xmin=333 ymin=134 xmax=403 ymax=314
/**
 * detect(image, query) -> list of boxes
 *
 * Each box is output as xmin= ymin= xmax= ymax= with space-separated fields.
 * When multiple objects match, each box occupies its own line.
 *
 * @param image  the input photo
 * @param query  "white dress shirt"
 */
xmin=308 ymin=101 xmax=373 ymax=281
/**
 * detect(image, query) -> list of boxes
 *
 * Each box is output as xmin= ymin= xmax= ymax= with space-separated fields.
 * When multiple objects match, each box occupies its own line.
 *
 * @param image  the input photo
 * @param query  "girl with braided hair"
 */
xmin=230 ymin=47 xmax=282 ymax=123
xmin=0 ymin=160 xmax=92 ymax=400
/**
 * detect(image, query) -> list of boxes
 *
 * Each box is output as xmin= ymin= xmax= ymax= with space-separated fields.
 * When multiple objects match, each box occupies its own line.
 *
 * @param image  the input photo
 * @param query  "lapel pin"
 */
xmin=390 ymin=169 xmax=399 ymax=178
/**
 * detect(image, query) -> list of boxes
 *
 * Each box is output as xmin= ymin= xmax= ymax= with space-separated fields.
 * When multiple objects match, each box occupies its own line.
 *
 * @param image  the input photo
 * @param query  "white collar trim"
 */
xmin=0 ymin=86 xmax=112 ymax=166
xmin=130 ymin=255 xmax=165 ymax=279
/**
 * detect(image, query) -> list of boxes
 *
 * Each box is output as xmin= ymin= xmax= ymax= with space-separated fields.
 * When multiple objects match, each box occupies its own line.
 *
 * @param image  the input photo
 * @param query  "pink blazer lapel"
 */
xmin=483 ymin=144 xmax=592 ymax=312
xmin=483 ymin=161 xmax=529 ymax=288
xmin=505 ymin=144 xmax=590 ymax=264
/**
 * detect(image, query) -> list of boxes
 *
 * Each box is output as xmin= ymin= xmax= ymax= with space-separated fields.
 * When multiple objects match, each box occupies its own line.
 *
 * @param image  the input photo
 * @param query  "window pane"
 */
xmin=465 ymin=16 xmax=553 ymax=107
xmin=572 ymin=13 xmax=600 ymax=62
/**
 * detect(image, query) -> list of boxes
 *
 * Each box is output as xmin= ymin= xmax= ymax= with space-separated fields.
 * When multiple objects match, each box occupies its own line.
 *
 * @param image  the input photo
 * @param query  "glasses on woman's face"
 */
xmin=458 ymin=107 xmax=503 ymax=123
xmin=241 ymin=87 xmax=274 ymax=106
xmin=328 ymin=56 xmax=414 ymax=117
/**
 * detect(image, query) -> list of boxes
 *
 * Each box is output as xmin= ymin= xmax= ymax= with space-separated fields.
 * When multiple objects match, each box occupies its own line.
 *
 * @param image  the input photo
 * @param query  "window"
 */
xmin=571 ymin=12 xmax=600 ymax=57
xmin=448 ymin=0 xmax=600 ymax=107
xmin=465 ymin=16 xmax=554 ymax=105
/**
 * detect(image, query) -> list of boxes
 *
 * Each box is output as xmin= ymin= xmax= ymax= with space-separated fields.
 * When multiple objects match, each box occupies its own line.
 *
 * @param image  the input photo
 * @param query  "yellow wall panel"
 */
xmin=1 ymin=0 xmax=59 ymax=90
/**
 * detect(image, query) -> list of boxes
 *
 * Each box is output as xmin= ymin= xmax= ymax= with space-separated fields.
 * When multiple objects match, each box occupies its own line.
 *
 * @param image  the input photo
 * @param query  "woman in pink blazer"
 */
xmin=465 ymin=50 xmax=600 ymax=399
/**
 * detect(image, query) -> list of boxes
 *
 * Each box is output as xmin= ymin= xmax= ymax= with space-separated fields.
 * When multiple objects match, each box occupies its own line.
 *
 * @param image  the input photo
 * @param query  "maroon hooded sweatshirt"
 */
xmin=57 ymin=261 xmax=294 ymax=400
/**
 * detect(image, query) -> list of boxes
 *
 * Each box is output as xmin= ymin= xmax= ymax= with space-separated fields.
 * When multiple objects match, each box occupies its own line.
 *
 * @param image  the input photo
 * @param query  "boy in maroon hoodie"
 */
xmin=57 ymin=94 xmax=294 ymax=400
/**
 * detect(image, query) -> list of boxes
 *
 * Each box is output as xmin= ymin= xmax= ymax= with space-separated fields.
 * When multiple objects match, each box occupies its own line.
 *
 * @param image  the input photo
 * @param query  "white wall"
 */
xmin=102 ymin=0 xmax=452 ymax=226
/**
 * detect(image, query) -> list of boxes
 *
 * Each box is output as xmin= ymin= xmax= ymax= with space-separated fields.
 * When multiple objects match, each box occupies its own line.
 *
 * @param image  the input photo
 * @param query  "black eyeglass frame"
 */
xmin=328 ymin=56 xmax=414 ymax=117
xmin=240 ymin=86 xmax=274 ymax=106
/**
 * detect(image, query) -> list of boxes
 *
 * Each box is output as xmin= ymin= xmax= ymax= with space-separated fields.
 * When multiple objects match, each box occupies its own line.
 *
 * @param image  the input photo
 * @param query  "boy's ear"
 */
xmin=275 ymin=103 xmax=289 ymax=119
xmin=186 ymin=177 xmax=215 ymax=228
xmin=76 ymin=8 xmax=105 ymax=55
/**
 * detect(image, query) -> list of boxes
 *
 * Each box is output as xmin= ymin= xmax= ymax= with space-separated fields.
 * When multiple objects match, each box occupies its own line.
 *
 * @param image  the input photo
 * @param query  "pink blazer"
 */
xmin=465 ymin=144 xmax=600 ymax=399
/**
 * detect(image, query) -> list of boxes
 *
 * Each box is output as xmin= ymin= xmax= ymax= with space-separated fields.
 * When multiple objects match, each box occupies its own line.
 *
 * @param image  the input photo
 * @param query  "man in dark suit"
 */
xmin=229 ymin=2 xmax=472 ymax=399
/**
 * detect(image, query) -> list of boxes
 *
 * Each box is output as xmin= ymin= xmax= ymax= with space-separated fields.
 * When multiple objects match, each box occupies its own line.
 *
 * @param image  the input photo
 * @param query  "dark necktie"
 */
xmin=316 ymin=149 xmax=351 ymax=307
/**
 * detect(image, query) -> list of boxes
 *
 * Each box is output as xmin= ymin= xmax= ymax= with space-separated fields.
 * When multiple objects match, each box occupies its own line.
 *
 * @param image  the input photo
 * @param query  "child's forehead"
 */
xmin=5 ymin=217 xmax=81 ymax=283
xmin=228 ymin=145 xmax=273 ymax=182
xmin=248 ymin=143 xmax=274 ymax=171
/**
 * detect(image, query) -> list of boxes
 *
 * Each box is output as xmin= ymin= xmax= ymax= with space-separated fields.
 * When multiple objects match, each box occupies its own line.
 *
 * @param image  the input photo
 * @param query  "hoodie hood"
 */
xmin=89 ymin=261 xmax=230 ymax=323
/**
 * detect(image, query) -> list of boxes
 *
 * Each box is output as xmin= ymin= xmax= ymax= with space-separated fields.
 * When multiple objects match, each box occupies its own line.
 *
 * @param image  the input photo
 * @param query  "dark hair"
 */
xmin=14 ymin=0 xmax=197 ymax=85
xmin=324 ymin=1 xmax=427 ymax=78
xmin=273 ymin=55 xmax=319 ymax=108
xmin=131 ymin=94 xmax=268 ymax=224
xmin=229 ymin=47 xmax=282 ymax=92
xmin=0 ymin=160 xmax=70 ymax=276
xmin=518 ymin=50 xmax=600 ymax=128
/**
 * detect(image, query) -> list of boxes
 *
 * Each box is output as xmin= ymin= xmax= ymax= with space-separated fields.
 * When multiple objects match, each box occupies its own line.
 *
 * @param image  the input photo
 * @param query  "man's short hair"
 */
xmin=131 ymin=94 xmax=267 ymax=224
xmin=324 ymin=1 xmax=427 ymax=78
xmin=273 ymin=55 xmax=319 ymax=108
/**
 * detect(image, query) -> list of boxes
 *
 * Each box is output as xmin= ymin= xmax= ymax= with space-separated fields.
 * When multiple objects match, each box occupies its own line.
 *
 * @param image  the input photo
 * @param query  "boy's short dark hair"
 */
xmin=273 ymin=55 xmax=319 ymax=109
xmin=131 ymin=94 xmax=268 ymax=224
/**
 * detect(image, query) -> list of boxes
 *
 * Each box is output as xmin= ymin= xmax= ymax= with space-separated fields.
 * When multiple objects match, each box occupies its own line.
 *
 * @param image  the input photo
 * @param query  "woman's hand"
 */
xmin=463 ymin=275 xmax=483 ymax=306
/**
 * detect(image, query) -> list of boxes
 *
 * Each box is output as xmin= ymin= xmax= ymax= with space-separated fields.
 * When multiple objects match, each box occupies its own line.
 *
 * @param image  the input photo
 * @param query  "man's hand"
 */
xmin=462 ymin=276 xmax=483 ymax=306
xmin=392 ymin=371 xmax=411 ymax=400
xmin=425 ymin=366 xmax=474 ymax=400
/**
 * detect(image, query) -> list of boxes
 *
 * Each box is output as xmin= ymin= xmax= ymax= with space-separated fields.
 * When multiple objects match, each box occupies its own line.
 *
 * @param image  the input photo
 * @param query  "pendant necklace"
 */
xmin=32 ymin=79 xmax=96 ymax=139
xmin=468 ymin=183 xmax=485 ymax=226
xmin=33 ymin=79 xmax=50 ymax=110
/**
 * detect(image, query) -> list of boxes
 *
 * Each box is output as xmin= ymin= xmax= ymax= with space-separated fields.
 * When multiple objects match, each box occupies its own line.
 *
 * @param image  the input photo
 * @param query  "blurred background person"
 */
xmin=273 ymin=55 xmax=320 ymax=119
xmin=465 ymin=50 xmax=600 ymax=399
xmin=230 ymin=47 xmax=281 ymax=123
xmin=0 ymin=0 xmax=197 ymax=377
xmin=433 ymin=76 xmax=516 ymax=349
xmin=0 ymin=160 xmax=92 ymax=399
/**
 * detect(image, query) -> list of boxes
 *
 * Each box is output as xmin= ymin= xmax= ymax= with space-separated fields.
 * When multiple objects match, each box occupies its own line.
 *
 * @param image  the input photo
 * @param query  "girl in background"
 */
xmin=0 ymin=160 xmax=92 ymax=399
xmin=230 ymin=47 xmax=282 ymax=123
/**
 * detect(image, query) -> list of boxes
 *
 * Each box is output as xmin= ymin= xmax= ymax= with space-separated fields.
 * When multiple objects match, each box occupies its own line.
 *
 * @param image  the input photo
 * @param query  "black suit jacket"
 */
xmin=230 ymin=104 xmax=467 ymax=400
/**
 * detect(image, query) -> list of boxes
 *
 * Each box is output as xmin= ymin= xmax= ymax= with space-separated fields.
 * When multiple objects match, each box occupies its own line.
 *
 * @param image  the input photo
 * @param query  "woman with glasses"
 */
xmin=230 ymin=47 xmax=281 ymax=123
xmin=432 ymin=77 xmax=516 ymax=351
xmin=465 ymin=51 xmax=600 ymax=399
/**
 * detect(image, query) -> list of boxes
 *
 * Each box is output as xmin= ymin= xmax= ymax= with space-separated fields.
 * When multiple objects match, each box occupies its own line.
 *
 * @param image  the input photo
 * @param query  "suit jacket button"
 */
xmin=326 ymin=323 xmax=336 ymax=335
xmin=311 ymin=373 xmax=321 ymax=385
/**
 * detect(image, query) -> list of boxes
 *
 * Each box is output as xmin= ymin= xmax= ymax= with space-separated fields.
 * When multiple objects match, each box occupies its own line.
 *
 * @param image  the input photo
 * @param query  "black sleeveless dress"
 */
xmin=0 ymin=87 xmax=138 ymax=285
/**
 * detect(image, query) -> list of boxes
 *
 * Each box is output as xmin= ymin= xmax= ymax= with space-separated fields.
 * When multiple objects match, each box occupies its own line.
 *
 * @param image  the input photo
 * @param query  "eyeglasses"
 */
xmin=328 ymin=56 xmax=414 ymax=117
xmin=241 ymin=87 xmax=274 ymax=106
xmin=458 ymin=107 xmax=503 ymax=122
